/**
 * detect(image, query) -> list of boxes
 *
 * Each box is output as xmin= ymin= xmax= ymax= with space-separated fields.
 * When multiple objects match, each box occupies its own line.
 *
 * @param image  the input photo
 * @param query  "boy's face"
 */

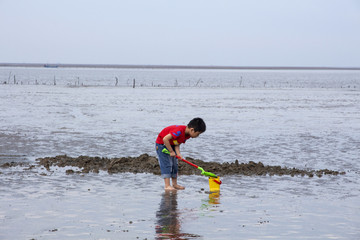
xmin=189 ymin=128 xmax=202 ymax=138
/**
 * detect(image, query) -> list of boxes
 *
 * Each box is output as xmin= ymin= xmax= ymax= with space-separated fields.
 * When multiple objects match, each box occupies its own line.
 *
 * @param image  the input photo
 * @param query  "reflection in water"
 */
xmin=200 ymin=192 xmax=221 ymax=214
xmin=155 ymin=191 xmax=201 ymax=239
xmin=208 ymin=192 xmax=221 ymax=205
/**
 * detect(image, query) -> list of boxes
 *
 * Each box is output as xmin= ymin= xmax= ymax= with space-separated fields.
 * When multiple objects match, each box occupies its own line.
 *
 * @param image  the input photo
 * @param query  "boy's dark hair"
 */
xmin=188 ymin=118 xmax=206 ymax=133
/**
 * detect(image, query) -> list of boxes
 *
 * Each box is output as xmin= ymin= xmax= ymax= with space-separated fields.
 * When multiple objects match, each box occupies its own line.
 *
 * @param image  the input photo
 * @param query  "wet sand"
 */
xmin=1 ymin=154 xmax=344 ymax=178
xmin=0 ymin=164 xmax=356 ymax=240
xmin=1 ymin=71 xmax=359 ymax=239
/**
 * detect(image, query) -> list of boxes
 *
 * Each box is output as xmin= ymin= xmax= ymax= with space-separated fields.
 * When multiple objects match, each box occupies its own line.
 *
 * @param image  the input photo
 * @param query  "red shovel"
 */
xmin=162 ymin=148 xmax=219 ymax=178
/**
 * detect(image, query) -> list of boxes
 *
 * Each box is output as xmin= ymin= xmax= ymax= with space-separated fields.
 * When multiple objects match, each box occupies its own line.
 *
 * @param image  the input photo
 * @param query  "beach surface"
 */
xmin=1 ymin=67 xmax=360 ymax=239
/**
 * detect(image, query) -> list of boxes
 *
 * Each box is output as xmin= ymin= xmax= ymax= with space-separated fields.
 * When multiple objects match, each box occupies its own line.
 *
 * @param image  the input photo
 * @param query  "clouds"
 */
xmin=1 ymin=0 xmax=359 ymax=66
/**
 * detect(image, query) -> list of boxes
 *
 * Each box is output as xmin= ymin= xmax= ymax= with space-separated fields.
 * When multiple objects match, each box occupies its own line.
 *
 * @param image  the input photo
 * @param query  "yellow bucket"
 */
xmin=208 ymin=177 xmax=221 ymax=192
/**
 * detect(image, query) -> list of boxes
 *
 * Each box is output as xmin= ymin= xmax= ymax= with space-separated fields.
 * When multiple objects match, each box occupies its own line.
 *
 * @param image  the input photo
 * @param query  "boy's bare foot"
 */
xmin=165 ymin=185 xmax=176 ymax=191
xmin=173 ymin=184 xmax=185 ymax=190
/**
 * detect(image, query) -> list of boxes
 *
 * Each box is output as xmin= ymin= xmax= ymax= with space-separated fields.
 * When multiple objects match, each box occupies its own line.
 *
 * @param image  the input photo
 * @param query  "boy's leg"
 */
xmin=172 ymin=177 xmax=185 ymax=190
xmin=164 ymin=178 xmax=176 ymax=190
xmin=170 ymin=156 xmax=185 ymax=190
xmin=156 ymin=143 xmax=176 ymax=190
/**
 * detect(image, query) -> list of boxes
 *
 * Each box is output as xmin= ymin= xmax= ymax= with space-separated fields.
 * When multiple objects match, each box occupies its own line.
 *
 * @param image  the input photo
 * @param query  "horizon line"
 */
xmin=0 ymin=62 xmax=359 ymax=71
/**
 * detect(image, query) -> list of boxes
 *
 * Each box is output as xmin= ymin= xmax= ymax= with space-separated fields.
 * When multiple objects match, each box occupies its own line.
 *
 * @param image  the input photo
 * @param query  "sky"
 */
xmin=1 ymin=0 xmax=360 ymax=67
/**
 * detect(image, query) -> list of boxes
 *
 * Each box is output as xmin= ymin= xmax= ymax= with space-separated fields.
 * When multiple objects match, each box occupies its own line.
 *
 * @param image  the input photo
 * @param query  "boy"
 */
xmin=155 ymin=118 xmax=206 ymax=190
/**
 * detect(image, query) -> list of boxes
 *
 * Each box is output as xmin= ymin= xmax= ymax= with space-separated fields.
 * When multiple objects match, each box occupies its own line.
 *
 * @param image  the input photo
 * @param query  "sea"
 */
xmin=0 ymin=66 xmax=359 ymax=239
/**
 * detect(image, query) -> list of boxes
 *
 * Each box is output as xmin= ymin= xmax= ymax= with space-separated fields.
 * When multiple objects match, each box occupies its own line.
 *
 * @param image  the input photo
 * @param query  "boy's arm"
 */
xmin=163 ymin=134 xmax=176 ymax=157
xmin=174 ymin=145 xmax=183 ymax=159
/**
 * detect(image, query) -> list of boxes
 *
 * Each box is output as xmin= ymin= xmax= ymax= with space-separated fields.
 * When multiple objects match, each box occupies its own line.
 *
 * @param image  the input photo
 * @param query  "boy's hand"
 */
xmin=162 ymin=148 xmax=182 ymax=159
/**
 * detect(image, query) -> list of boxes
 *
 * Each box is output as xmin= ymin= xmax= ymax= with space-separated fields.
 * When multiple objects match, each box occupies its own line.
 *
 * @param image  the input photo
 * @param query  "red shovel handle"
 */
xmin=176 ymin=155 xmax=199 ymax=169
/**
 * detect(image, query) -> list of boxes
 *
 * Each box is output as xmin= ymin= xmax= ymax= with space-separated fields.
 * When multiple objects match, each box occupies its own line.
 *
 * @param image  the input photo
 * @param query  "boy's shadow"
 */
xmin=155 ymin=191 xmax=201 ymax=239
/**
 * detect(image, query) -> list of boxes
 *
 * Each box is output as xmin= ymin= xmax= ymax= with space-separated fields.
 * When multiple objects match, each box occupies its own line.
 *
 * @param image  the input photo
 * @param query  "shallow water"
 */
xmin=1 ymin=85 xmax=359 ymax=170
xmin=0 ymin=167 xmax=359 ymax=239
xmin=1 ymin=68 xmax=360 ymax=239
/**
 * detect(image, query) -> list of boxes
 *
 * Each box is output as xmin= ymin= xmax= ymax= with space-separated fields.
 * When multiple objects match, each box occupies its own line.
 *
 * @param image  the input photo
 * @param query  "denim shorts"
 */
xmin=155 ymin=143 xmax=178 ymax=178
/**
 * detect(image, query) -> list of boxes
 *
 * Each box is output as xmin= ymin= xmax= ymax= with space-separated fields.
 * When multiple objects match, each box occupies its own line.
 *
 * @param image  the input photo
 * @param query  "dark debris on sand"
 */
xmin=31 ymin=154 xmax=345 ymax=177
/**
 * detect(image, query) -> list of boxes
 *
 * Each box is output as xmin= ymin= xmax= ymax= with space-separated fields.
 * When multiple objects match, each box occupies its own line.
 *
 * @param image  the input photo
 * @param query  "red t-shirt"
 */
xmin=156 ymin=125 xmax=190 ymax=145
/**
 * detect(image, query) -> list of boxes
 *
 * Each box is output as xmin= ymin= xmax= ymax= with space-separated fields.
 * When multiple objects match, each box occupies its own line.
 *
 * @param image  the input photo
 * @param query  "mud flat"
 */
xmin=4 ymin=154 xmax=341 ymax=177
